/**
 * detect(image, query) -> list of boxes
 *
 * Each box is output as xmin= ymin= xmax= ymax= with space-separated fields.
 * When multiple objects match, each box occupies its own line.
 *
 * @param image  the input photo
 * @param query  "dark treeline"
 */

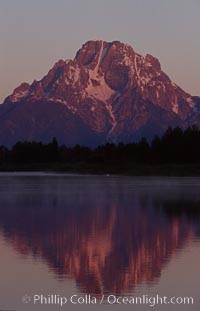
xmin=1 ymin=126 xmax=200 ymax=172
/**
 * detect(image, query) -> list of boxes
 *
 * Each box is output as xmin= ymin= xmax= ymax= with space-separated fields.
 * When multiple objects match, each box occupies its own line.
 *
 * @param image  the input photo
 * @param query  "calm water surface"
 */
xmin=0 ymin=173 xmax=200 ymax=310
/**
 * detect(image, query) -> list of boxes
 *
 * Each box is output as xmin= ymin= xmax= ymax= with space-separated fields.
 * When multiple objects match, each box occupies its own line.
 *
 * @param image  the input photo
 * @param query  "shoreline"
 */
xmin=1 ymin=163 xmax=200 ymax=176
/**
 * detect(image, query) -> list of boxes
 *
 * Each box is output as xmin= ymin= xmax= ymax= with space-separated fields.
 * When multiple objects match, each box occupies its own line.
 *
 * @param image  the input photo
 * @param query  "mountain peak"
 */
xmin=4 ymin=82 xmax=30 ymax=103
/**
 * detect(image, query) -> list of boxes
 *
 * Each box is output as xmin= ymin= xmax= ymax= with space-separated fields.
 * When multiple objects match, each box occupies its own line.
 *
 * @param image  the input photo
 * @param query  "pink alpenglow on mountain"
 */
xmin=1 ymin=40 xmax=200 ymax=147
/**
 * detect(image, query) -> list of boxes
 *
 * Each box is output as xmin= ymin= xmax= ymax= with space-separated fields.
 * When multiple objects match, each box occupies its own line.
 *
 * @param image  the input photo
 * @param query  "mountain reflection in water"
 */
xmin=0 ymin=175 xmax=200 ymax=295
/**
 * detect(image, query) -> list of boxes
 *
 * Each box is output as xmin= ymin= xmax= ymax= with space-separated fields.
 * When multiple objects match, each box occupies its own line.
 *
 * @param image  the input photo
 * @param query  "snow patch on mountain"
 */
xmin=65 ymin=65 xmax=80 ymax=85
xmin=12 ymin=89 xmax=29 ymax=102
xmin=100 ymin=46 xmax=108 ymax=65
xmin=91 ymin=41 xmax=104 ymax=77
xmin=172 ymin=96 xmax=178 ymax=114
xmin=134 ymin=54 xmax=140 ymax=79
xmin=104 ymin=101 xmax=117 ymax=136
xmin=86 ymin=73 xmax=115 ymax=101
xmin=86 ymin=42 xmax=115 ymax=101
xmin=49 ymin=98 xmax=77 ymax=114
xmin=186 ymin=97 xmax=195 ymax=108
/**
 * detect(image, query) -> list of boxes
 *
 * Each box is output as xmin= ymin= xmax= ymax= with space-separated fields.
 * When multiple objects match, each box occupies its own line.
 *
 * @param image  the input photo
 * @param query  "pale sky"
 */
xmin=0 ymin=0 xmax=200 ymax=102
